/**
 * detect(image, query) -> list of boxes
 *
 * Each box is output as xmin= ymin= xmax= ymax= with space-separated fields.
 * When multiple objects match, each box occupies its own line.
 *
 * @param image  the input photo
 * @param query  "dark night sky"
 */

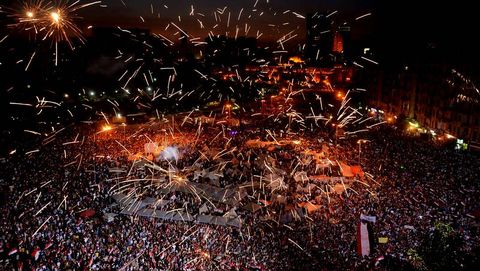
xmin=80 ymin=0 xmax=477 ymax=58
xmin=81 ymin=0 xmax=376 ymax=38
xmin=2 ymin=0 xmax=478 ymax=64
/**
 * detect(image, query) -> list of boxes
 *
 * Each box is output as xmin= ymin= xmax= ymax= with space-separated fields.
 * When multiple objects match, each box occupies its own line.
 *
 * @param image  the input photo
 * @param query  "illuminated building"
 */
xmin=366 ymin=64 xmax=480 ymax=150
xmin=337 ymin=25 xmax=351 ymax=58
xmin=333 ymin=31 xmax=343 ymax=53
xmin=306 ymin=12 xmax=332 ymax=65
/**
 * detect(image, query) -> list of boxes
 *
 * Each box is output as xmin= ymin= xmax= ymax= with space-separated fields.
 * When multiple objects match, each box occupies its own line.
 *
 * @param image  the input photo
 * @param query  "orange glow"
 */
xmin=333 ymin=32 xmax=344 ymax=53
xmin=50 ymin=11 xmax=61 ymax=23
xmin=26 ymin=11 xmax=35 ymax=18
xmin=445 ymin=134 xmax=455 ymax=139
xmin=102 ymin=125 xmax=113 ymax=132
xmin=288 ymin=56 xmax=304 ymax=64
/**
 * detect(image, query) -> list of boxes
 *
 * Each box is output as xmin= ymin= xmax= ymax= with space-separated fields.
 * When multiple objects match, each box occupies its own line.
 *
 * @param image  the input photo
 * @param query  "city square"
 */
xmin=1 ymin=1 xmax=479 ymax=270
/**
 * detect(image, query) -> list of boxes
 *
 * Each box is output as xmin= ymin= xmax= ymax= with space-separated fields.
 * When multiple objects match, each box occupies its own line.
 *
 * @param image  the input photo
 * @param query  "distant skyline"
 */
xmin=81 ymin=0 xmax=478 ymax=60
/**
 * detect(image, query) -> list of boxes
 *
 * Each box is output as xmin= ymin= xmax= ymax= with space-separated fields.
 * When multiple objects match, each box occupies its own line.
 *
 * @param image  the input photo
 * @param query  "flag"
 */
xmin=360 ymin=214 xmax=376 ymax=223
xmin=357 ymin=222 xmax=370 ymax=256
xmin=31 ymin=247 xmax=41 ymax=261
xmin=8 ymin=248 xmax=18 ymax=256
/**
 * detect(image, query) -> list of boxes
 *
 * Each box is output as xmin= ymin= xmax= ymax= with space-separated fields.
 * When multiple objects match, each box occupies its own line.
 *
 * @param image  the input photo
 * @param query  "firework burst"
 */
xmin=7 ymin=0 xmax=49 ymax=36
xmin=7 ymin=0 xmax=101 ymax=48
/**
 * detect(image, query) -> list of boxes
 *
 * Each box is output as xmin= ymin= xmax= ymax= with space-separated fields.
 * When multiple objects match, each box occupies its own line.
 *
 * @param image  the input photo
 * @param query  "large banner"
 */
xmin=357 ymin=222 xmax=370 ymax=256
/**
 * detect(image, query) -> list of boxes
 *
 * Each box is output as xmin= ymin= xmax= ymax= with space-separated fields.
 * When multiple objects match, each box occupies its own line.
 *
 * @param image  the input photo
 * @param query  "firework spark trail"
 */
xmin=356 ymin=12 xmax=372 ymax=20
xmin=34 ymin=201 xmax=51 ymax=216
xmin=32 ymin=215 xmax=52 ymax=237
xmin=25 ymin=51 xmax=36 ymax=71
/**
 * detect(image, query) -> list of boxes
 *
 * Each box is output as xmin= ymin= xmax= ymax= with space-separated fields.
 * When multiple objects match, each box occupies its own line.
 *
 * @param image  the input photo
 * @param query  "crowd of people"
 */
xmin=1 ymin=114 xmax=479 ymax=270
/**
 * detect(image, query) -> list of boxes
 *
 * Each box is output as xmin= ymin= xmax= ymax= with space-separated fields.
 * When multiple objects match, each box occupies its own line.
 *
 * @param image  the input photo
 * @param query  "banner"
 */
xmin=360 ymin=214 xmax=376 ymax=223
xmin=357 ymin=222 xmax=370 ymax=256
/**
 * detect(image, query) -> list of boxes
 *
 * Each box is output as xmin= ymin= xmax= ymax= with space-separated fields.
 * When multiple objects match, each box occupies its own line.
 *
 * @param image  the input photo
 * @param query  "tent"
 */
xmin=351 ymin=165 xmax=364 ymax=177
xmin=103 ymin=212 xmax=117 ymax=223
xmin=172 ymin=212 xmax=194 ymax=222
xmin=298 ymin=202 xmax=321 ymax=214
xmin=79 ymin=209 xmax=96 ymax=218
xmin=294 ymin=171 xmax=309 ymax=182
xmin=226 ymin=218 xmax=242 ymax=228
xmin=333 ymin=183 xmax=348 ymax=194
xmin=339 ymin=162 xmax=354 ymax=177
xmin=243 ymin=202 xmax=263 ymax=213
xmin=197 ymin=214 xmax=214 ymax=224
xmin=144 ymin=142 xmax=158 ymax=154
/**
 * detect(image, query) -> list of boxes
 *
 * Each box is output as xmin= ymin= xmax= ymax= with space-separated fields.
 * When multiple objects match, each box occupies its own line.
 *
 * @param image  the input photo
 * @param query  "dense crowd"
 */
xmin=1 ymin=117 xmax=479 ymax=270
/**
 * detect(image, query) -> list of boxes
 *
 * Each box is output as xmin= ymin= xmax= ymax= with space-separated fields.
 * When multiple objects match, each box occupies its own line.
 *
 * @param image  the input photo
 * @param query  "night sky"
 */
xmin=80 ymin=0 xmax=376 ymax=39
xmin=2 ymin=0 xmax=478 ymax=65
xmin=78 ymin=0 xmax=478 ymax=62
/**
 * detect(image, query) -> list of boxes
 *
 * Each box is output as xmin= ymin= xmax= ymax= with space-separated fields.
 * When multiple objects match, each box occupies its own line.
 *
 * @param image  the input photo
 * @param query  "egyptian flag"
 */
xmin=149 ymin=250 xmax=156 ymax=265
xmin=31 ymin=247 xmax=41 ymax=261
xmin=8 ymin=248 xmax=18 ymax=256
xmin=357 ymin=222 xmax=370 ymax=256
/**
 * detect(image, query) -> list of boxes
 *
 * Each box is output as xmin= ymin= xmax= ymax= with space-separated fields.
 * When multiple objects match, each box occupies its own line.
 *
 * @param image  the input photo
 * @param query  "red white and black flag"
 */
xmin=357 ymin=221 xmax=370 ymax=256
